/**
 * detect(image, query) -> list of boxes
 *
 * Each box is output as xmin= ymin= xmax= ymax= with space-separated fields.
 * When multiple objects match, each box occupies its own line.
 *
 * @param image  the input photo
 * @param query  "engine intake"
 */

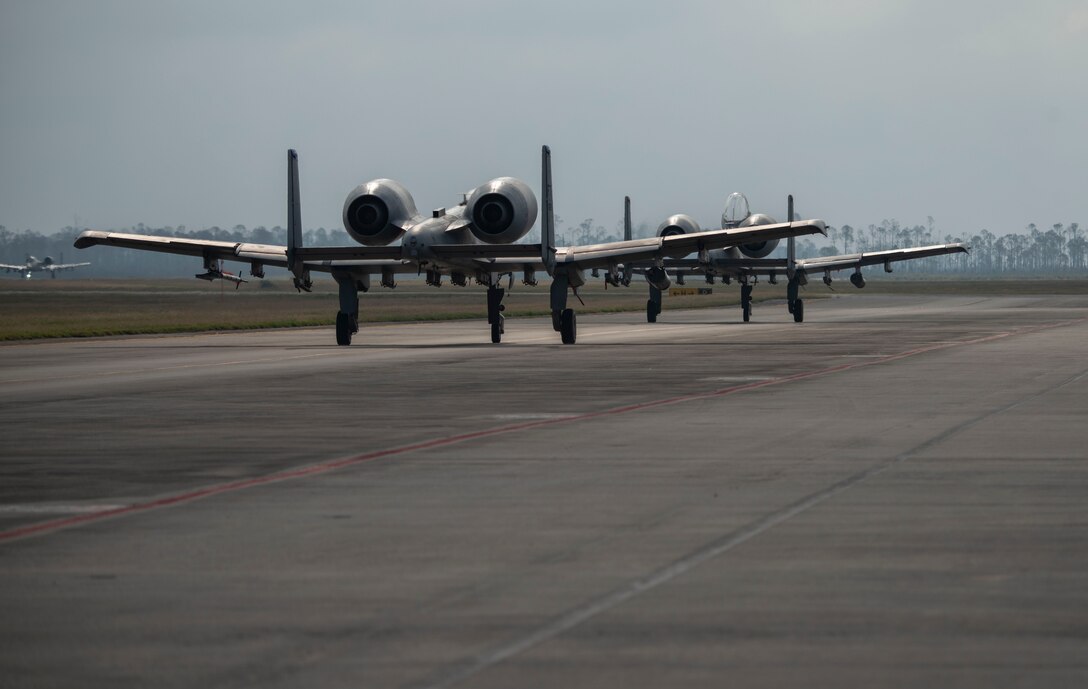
xmin=657 ymin=214 xmax=702 ymax=238
xmin=465 ymin=177 xmax=538 ymax=244
xmin=342 ymin=179 xmax=418 ymax=246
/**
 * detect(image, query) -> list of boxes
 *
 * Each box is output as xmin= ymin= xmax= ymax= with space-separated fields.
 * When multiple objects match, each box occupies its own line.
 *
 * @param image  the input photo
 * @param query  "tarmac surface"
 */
xmin=2 ymin=293 xmax=1087 ymax=688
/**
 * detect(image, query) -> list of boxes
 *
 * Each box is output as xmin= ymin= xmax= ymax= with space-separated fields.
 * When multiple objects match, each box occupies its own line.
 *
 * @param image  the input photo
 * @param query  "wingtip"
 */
xmin=73 ymin=230 xmax=104 ymax=249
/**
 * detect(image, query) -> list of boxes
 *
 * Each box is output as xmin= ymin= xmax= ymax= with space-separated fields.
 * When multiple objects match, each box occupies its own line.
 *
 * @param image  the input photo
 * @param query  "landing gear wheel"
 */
xmin=793 ymin=299 xmax=804 ymax=323
xmin=335 ymin=311 xmax=353 ymax=346
xmin=560 ymin=308 xmax=577 ymax=344
xmin=552 ymin=311 xmax=562 ymax=332
xmin=491 ymin=315 xmax=504 ymax=343
xmin=647 ymin=299 xmax=658 ymax=323
xmin=742 ymin=303 xmax=751 ymax=322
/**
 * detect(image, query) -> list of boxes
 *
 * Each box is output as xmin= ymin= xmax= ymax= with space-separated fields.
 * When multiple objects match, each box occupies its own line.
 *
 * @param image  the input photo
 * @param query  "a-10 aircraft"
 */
xmin=75 ymin=147 xmax=828 ymax=345
xmin=630 ymin=193 xmax=969 ymax=324
xmin=2 ymin=255 xmax=90 ymax=279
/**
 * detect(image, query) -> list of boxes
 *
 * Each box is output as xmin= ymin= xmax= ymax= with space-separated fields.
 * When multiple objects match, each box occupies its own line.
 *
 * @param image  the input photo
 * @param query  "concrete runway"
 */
xmin=2 ymin=293 xmax=1087 ymax=688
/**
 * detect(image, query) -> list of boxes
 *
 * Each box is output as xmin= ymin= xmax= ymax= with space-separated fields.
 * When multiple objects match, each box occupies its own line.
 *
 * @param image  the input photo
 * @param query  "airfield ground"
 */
xmin=1 ymin=277 xmax=1086 ymax=340
xmin=1 ymin=290 xmax=1087 ymax=688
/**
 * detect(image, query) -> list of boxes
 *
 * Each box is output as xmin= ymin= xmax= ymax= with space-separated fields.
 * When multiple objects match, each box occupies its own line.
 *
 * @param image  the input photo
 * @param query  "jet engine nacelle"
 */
xmin=464 ymin=177 xmax=538 ymax=244
xmin=657 ymin=214 xmax=702 ymax=237
xmin=343 ymin=179 xmax=419 ymax=246
xmin=735 ymin=213 xmax=780 ymax=258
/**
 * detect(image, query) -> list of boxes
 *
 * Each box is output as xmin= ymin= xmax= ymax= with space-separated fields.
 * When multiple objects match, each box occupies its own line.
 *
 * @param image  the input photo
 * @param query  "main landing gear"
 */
xmin=550 ymin=306 xmax=577 ymax=344
xmin=740 ymin=282 xmax=753 ymax=323
xmin=333 ymin=270 xmax=363 ymax=345
xmin=487 ymin=283 xmax=506 ymax=343
xmin=786 ymin=276 xmax=804 ymax=323
xmin=558 ymin=309 xmax=576 ymax=344
xmin=647 ymin=284 xmax=662 ymax=323
xmin=335 ymin=311 xmax=357 ymax=346
xmin=550 ymin=272 xmax=579 ymax=344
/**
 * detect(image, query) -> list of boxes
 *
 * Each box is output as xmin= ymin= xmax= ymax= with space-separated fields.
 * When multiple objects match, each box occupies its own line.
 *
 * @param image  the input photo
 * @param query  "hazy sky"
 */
xmin=1 ymin=0 xmax=1085 ymax=239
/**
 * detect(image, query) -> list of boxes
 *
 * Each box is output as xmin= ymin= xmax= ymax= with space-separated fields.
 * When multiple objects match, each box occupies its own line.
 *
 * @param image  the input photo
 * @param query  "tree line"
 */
xmin=811 ymin=218 xmax=1086 ymax=275
xmin=1 ymin=217 xmax=1085 ymax=278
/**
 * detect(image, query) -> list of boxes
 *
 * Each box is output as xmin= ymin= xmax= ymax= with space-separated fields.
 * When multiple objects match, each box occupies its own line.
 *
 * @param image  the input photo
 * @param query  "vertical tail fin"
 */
xmin=287 ymin=149 xmax=303 ymax=280
xmin=622 ymin=196 xmax=634 ymax=285
xmin=786 ymin=194 xmax=796 ymax=280
xmin=541 ymin=145 xmax=556 ymax=276
xmin=624 ymin=196 xmax=632 ymax=241
xmin=286 ymin=149 xmax=311 ymax=291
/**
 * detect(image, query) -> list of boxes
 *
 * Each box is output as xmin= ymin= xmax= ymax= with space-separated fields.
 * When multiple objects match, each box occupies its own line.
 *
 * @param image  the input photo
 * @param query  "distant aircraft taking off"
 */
xmin=1 ymin=255 xmax=90 ymax=279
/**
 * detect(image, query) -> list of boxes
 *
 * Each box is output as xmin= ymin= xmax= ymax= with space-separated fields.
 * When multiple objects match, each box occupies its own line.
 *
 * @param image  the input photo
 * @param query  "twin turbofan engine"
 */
xmin=656 ymin=213 xmax=780 ymax=258
xmin=342 ymin=177 xmax=538 ymax=246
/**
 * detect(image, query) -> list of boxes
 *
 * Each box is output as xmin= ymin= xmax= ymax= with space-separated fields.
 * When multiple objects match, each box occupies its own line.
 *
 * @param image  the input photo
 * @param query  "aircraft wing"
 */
xmin=656 ymin=242 xmax=968 ymax=276
xmin=794 ymin=243 xmax=969 ymax=273
xmin=557 ymin=220 xmax=827 ymax=271
xmin=45 ymin=262 xmax=91 ymax=271
xmin=1 ymin=263 xmax=26 ymax=271
xmin=73 ymin=231 xmax=412 ymax=272
xmin=75 ymin=231 xmax=289 ymax=263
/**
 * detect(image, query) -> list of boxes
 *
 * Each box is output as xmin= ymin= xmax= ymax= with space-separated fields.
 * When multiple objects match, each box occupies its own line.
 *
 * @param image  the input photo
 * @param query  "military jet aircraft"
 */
xmin=631 ymin=193 xmax=968 ymax=323
xmin=1 ymin=255 xmax=90 ymax=279
xmin=74 ymin=147 xmax=828 ymax=345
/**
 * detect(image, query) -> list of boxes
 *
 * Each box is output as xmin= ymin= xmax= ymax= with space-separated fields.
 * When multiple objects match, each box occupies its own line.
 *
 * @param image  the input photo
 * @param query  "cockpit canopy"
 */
xmin=721 ymin=192 xmax=751 ymax=229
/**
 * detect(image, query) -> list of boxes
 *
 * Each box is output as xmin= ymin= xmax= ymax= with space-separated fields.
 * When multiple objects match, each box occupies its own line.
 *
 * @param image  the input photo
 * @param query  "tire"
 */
xmin=793 ymin=299 xmax=804 ymax=323
xmin=647 ymin=299 xmax=657 ymax=323
xmin=742 ymin=302 xmax=751 ymax=322
xmin=560 ymin=308 xmax=577 ymax=344
xmin=491 ymin=321 xmax=502 ymax=343
xmin=335 ymin=312 xmax=352 ymax=345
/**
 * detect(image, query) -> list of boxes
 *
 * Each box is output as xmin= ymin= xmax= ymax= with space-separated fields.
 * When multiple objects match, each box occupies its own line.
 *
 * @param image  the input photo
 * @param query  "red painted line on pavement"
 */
xmin=2 ymin=318 xmax=1081 ymax=544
